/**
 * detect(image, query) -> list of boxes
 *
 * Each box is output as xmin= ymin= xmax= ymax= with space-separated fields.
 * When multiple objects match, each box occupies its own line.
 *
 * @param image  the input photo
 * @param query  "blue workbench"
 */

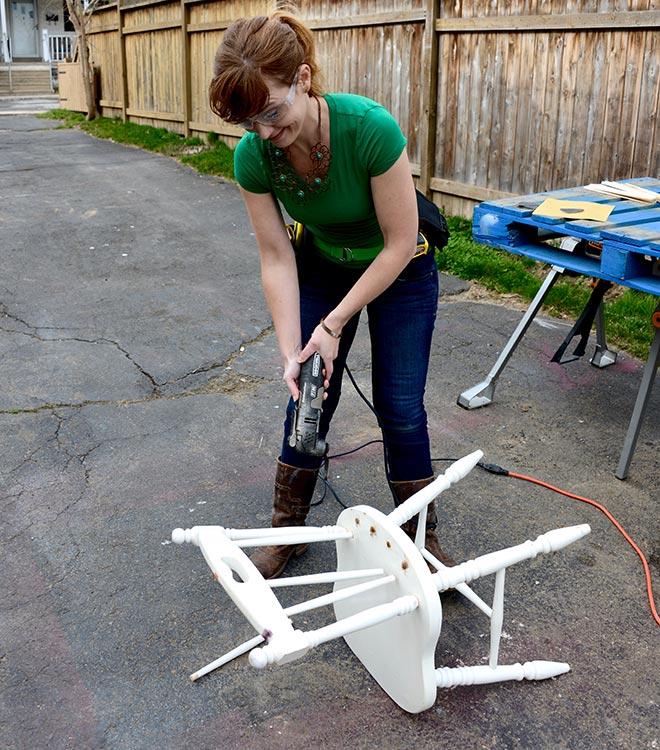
xmin=459 ymin=178 xmax=659 ymax=479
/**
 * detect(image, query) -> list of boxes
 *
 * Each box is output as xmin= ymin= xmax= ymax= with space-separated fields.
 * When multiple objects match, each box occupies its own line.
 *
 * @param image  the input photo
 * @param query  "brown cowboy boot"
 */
xmin=250 ymin=459 xmax=319 ymax=579
xmin=389 ymin=476 xmax=457 ymax=569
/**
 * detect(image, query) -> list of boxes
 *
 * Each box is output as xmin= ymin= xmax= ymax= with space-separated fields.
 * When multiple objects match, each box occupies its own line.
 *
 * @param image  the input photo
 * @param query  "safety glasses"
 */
xmin=240 ymin=73 xmax=299 ymax=130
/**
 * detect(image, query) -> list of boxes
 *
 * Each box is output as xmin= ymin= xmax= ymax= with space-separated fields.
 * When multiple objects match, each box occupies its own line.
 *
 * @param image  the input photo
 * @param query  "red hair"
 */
xmin=209 ymin=11 xmax=323 ymax=124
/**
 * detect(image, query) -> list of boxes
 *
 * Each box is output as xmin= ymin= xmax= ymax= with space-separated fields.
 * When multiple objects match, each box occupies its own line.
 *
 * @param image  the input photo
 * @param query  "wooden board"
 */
xmin=57 ymin=62 xmax=88 ymax=113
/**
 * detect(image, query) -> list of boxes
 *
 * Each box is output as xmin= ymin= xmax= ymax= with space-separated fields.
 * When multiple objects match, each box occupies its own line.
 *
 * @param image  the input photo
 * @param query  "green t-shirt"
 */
xmin=234 ymin=93 xmax=407 ymax=248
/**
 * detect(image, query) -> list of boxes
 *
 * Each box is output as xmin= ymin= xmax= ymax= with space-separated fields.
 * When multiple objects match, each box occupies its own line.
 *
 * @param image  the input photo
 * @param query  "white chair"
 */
xmin=172 ymin=450 xmax=590 ymax=713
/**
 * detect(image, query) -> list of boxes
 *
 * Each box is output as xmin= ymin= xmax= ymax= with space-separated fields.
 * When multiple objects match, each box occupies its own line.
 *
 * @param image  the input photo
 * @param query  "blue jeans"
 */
xmin=280 ymin=243 xmax=439 ymax=482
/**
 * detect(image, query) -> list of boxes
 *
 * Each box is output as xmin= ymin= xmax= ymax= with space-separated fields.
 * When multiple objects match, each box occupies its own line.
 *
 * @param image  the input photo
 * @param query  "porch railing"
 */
xmin=42 ymin=31 xmax=76 ymax=62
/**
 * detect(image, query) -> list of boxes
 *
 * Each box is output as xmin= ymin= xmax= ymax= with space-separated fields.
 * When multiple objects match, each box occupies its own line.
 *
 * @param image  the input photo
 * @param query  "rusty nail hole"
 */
xmin=401 ymin=560 xmax=409 ymax=570
xmin=369 ymin=526 xmax=376 ymax=535
xmin=354 ymin=518 xmax=360 ymax=525
xmin=386 ymin=540 xmax=392 ymax=549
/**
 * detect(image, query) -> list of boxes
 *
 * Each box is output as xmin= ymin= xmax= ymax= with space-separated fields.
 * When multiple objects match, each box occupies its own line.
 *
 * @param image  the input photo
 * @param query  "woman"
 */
xmin=209 ymin=10 xmax=453 ymax=578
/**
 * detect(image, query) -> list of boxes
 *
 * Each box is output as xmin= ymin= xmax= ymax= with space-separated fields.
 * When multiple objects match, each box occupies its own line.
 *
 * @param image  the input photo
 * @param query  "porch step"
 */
xmin=0 ymin=66 xmax=52 ymax=94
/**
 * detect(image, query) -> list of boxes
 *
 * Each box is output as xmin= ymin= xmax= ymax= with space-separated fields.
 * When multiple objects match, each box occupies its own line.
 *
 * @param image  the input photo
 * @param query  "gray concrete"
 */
xmin=1 ymin=115 xmax=658 ymax=750
xmin=0 ymin=95 xmax=59 ymax=115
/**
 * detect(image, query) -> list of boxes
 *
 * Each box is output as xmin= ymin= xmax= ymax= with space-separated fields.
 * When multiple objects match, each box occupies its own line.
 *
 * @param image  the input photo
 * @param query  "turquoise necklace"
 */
xmin=268 ymin=95 xmax=331 ymax=204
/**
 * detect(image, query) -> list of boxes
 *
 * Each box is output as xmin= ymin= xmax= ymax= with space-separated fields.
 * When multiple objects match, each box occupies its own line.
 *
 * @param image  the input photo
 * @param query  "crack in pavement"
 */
xmin=2 ymin=414 xmax=88 ymax=545
xmin=2 ymin=411 xmax=178 ymax=593
xmin=1 ymin=545 xmax=84 ymax=615
xmin=163 ymin=323 xmax=275 ymax=385
xmin=1 ymin=302 xmax=159 ymax=391
xmin=1 ymin=322 xmax=275 ymax=414
xmin=0 ymin=304 xmax=34 ymax=333
xmin=1 ymin=443 xmax=44 ymax=477
xmin=0 ymin=166 xmax=37 ymax=174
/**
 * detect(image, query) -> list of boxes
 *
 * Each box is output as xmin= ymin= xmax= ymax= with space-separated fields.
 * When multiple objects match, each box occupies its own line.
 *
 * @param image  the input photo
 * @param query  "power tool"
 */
xmin=288 ymin=351 xmax=326 ymax=457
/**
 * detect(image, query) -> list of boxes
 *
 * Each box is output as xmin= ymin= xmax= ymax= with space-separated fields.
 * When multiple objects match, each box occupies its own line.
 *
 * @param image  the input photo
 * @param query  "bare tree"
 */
xmin=64 ymin=0 xmax=106 ymax=120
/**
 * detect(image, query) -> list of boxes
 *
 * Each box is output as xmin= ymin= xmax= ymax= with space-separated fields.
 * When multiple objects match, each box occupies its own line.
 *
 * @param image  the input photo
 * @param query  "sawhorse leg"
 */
xmin=615 ymin=307 xmax=660 ymax=480
xmin=457 ymin=266 xmax=563 ymax=409
xmin=590 ymin=302 xmax=618 ymax=368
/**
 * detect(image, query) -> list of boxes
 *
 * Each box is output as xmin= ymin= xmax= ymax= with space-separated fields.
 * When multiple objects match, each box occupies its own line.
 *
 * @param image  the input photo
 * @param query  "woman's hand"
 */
xmin=283 ymin=352 xmax=302 ymax=401
xmin=298 ymin=322 xmax=339 ymax=393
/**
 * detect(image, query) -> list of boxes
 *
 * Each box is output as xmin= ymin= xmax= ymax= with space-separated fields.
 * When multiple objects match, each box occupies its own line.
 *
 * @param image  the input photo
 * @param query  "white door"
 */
xmin=10 ymin=0 xmax=38 ymax=57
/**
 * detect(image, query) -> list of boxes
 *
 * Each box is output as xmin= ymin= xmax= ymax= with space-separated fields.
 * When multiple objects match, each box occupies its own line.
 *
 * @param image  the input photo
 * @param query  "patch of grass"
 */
xmin=39 ymin=109 xmax=233 ymax=177
xmin=439 ymin=217 xmax=656 ymax=360
xmin=605 ymin=291 xmax=657 ymax=360
xmin=180 ymin=142 xmax=234 ymax=179
xmin=82 ymin=117 xmax=202 ymax=155
xmin=39 ymin=109 xmax=85 ymax=128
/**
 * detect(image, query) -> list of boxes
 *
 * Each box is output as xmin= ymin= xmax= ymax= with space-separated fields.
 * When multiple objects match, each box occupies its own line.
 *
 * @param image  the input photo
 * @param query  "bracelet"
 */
xmin=320 ymin=317 xmax=342 ymax=339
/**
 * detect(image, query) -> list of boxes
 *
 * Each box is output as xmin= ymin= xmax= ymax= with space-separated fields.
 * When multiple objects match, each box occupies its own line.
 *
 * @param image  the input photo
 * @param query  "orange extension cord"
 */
xmin=501 ymin=468 xmax=660 ymax=627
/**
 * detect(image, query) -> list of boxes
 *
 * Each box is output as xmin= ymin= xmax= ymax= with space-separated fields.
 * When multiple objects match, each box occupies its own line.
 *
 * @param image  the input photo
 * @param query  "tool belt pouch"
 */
xmin=416 ymin=189 xmax=450 ymax=252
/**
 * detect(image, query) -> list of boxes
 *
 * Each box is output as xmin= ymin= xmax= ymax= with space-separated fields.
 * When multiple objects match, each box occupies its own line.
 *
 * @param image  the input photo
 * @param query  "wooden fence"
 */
xmin=77 ymin=0 xmax=659 ymax=217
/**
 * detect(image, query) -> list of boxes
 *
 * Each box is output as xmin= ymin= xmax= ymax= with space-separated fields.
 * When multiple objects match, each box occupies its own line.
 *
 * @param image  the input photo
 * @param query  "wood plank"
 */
xmin=633 ymin=27 xmax=660 ymax=177
xmin=435 ymin=32 xmax=453 ymax=182
xmin=188 ymin=119 xmax=244 ymax=137
xmin=436 ymin=11 xmax=660 ymax=33
xmin=497 ymin=32 xmax=521 ymax=192
xmin=306 ymin=10 xmax=425 ymax=30
xmin=118 ymin=4 xmax=128 ymax=120
xmin=408 ymin=18 xmax=425 ymax=175
xmin=181 ymin=0 xmax=190 ymax=136
xmin=599 ymin=30 xmax=628 ymax=182
xmin=57 ymin=62 xmax=88 ymax=112
xmin=536 ymin=31 xmax=563 ymax=191
xmin=126 ymin=106 xmax=184 ymax=121
xmin=463 ymin=32 xmax=482 ymax=189
xmin=511 ymin=30 xmax=537 ymax=193
xmin=485 ymin=33 xmax=507 ymax=190
xmin=579 ymin=30 xmax=608 ymax=185
xmin=122 ymin=20 xmax=181 ymax=34
xmin=552 ymin=32 xmax=580 ymax=189
xmin=563 ymin=32 xmax=588 ymax=188
xmin=87 ymin=25 xmax=120 ymax=36
xmin=187 ymin=20 xmax=232 ymax=33
xmin=120 ymin=0 xmax=172 ymax=11
xmin=451 ymin=34 xmax=468 ymax=185
xmin=472 ymin=33 xmax=495 ymax=191
xmin=614 ymin=29 xmax=645 ymax=179
xmin=526 ymin=31 xmax=549 ymax=192
xmin=430 ymin=177 xmax=515 ymax=202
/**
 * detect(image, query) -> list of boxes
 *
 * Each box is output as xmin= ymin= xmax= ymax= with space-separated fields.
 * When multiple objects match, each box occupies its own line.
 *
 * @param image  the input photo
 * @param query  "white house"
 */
xmin=1 ymin=0 xmax=76 ymax=92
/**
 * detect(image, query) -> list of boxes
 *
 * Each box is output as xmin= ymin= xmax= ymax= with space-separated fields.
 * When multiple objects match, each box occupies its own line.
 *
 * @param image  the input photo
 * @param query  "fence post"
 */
xmin=42 ymin=29 xmax=51 ymax=62
xmin=118 ymin=0 xmax=128 ymax=122
xmin=0 ymin=0 xmax=10 ymax=64
xmin=418 ymin=0 xmax=439 ymax=198
xmin=181 ymin=0 xmax=191 ymax=137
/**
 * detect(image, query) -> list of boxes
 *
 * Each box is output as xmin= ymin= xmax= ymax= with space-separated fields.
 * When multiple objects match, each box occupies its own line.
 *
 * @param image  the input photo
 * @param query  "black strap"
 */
xmin=551 ymin=279 xmax=613 ymax=364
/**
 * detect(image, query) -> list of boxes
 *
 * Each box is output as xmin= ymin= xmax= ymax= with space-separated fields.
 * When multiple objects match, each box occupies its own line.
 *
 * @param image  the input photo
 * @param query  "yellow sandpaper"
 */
xmin=532 ymin=198 xmax=614 ymax=222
